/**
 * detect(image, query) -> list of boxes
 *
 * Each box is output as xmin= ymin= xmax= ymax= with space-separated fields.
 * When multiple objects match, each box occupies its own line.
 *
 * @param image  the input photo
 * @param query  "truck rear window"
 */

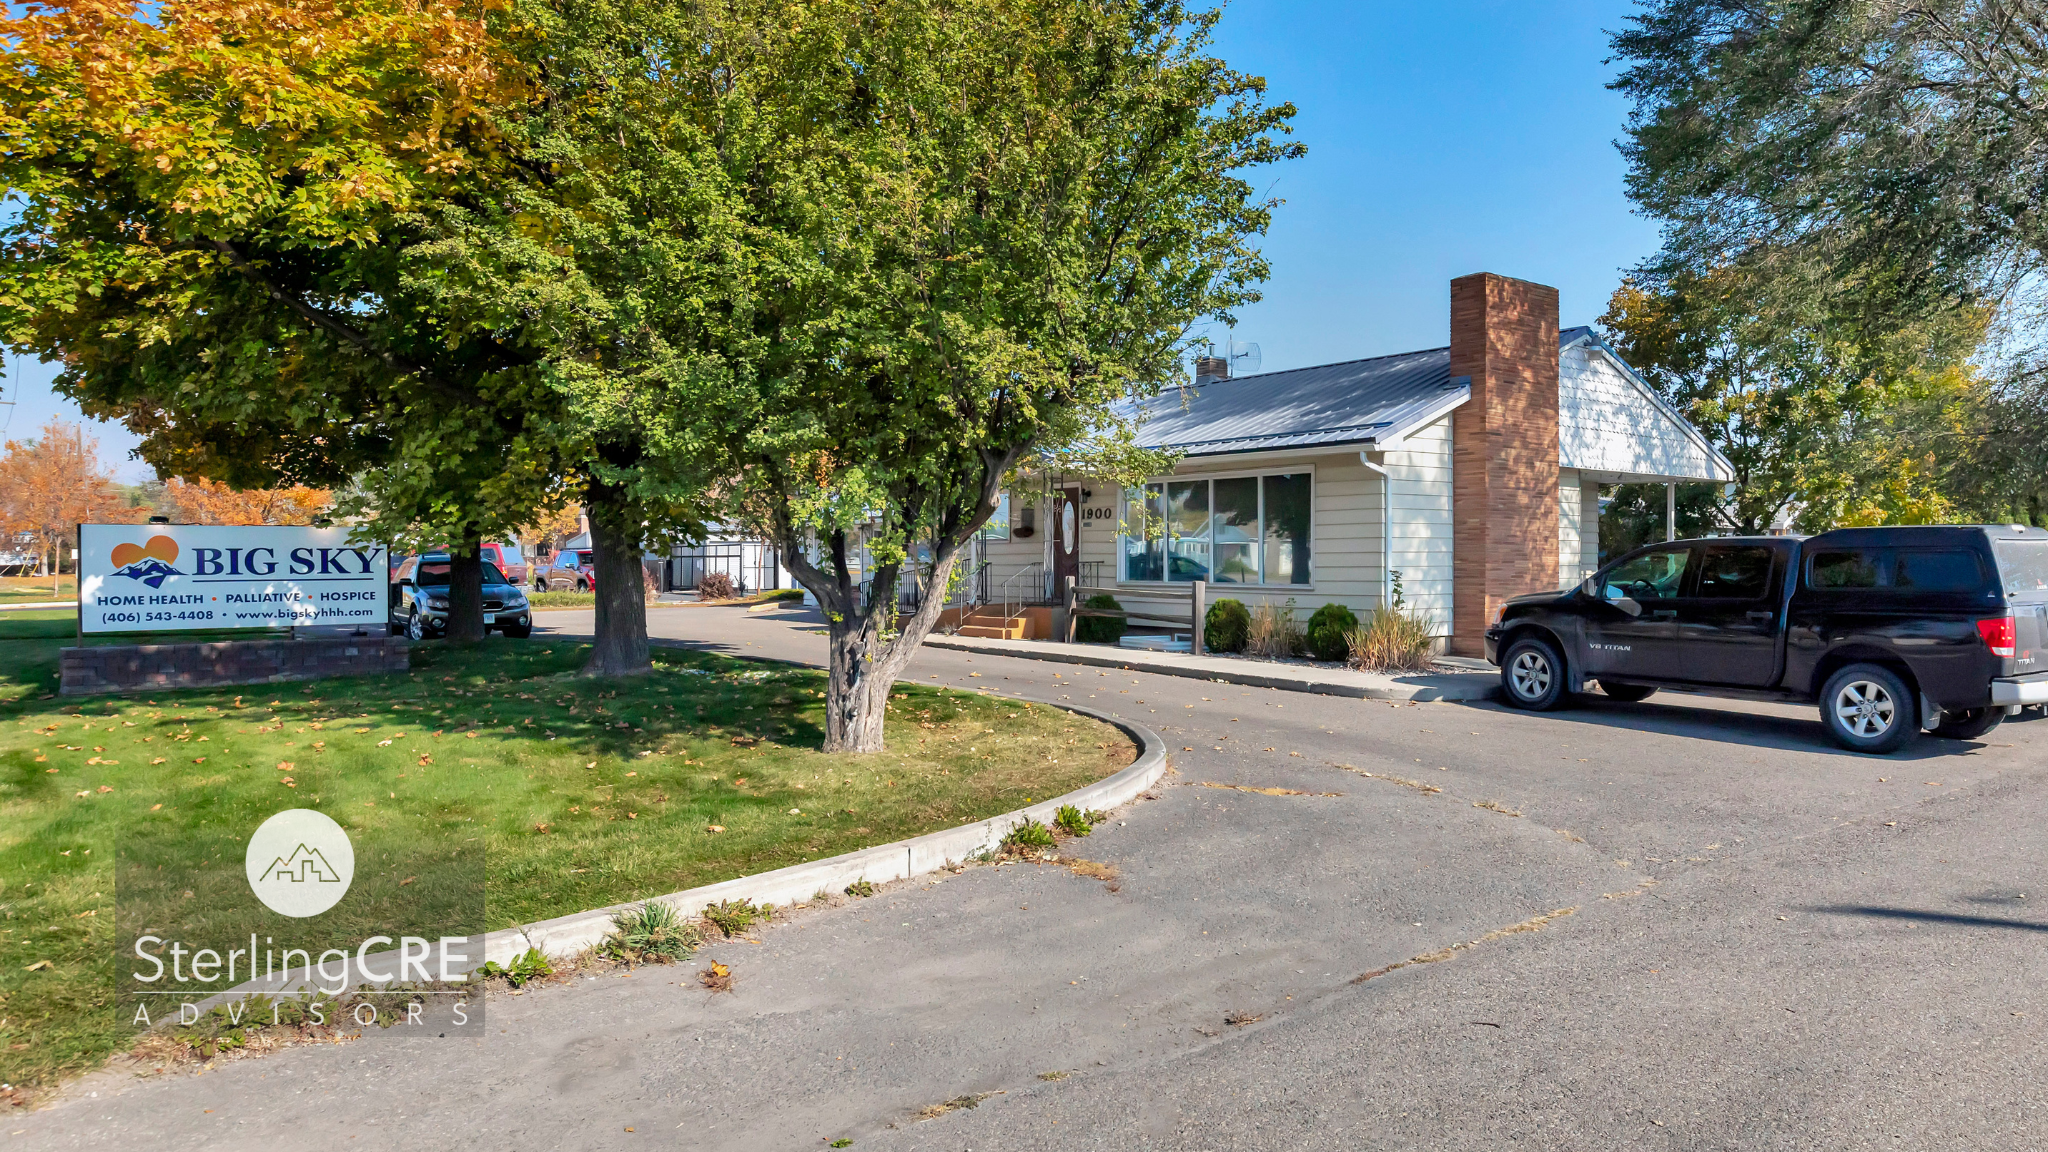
xmin=1810 ymin=551 xmax=1882 ymax=589
xmin=1995 ymin=540 xmax=2048 ymax=597
xmin=1808 ymin=548 xmax=1983 ymax=592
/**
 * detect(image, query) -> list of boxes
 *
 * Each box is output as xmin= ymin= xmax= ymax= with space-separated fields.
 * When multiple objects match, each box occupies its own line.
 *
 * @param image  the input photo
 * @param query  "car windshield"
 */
xmin=1994 ymin=539 xmax=2048 ymax=599
xmin=413 ymin=561 xmax=509 ymax=587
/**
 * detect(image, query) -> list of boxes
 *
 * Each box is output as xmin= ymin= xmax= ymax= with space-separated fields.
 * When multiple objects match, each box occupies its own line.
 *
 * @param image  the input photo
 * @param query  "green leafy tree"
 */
xmin=490 ymin=0 xmax=1295 ymax=750
xmin=0 ymin=0 xmax=586 ymax=646
xmin=1600 ymin=268 xmax=1993 ymax=537
xmin=1610 ymin=0 xmax=2048 ymax=524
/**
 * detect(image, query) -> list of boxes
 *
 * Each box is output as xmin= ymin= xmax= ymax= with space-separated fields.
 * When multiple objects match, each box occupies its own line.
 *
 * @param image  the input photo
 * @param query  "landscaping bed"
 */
xmin=0 ymin=618 xmax=1133 ymax=1094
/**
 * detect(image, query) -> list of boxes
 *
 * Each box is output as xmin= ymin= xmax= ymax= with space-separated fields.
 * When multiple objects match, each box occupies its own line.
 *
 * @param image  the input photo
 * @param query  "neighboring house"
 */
xmin=664 ymin=530 xmax=790 ymax=595
xmin=972 ymin=273 xmax=1734 ymax=654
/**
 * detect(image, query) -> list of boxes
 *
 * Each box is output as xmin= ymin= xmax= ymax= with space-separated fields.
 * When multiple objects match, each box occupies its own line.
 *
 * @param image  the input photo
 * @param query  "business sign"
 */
xmin=78 ymin=525 xmax=388 ymax=634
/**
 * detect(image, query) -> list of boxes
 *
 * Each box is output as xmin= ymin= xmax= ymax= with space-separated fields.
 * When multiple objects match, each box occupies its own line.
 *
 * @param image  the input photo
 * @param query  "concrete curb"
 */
xmin=484 ymin=698 xmax=1168 ymax=966
xmin=924 ymin=635 xmax=1499 ymax=703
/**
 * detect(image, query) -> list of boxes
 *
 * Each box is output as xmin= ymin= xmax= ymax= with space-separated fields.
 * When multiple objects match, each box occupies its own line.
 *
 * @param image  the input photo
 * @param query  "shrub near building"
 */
xmin=1204 ymin=598 xmax=1250 ymax=653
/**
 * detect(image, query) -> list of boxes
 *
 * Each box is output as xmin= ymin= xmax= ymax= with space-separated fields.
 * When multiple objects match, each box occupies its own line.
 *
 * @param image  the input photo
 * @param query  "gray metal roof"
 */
xmin=1132 ymin=345 xmax=1466 ymax=457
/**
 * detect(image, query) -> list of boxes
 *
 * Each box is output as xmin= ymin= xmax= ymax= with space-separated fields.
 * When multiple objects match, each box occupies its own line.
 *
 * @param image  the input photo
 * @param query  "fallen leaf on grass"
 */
xmin=705 ymin=825 xmax=725 ymax=833
xmin=399 ymin=876 xmax=415 ymax=886
xmin=376 ymin=740 xmax=394 ymax=747
xmin=23 ymin=960 xmax=52 ymax=972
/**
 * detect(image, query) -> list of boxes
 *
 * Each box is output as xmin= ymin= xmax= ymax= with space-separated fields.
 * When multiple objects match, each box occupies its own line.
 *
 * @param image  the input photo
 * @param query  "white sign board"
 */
xmin=78 ymin=525 xmax=388 ymax=635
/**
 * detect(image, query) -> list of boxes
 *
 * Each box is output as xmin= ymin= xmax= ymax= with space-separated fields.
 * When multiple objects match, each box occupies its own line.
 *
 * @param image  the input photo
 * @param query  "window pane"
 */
xmin=1693 ymin=545 xmax=1773 ymax=599
xmin=1600 ymin=547 xmax=1688 ymax=602
xmin=1122 ymin=485 xmax=1163 ymax=581
xmin=981 ymin=491 xmax=1011 ymax=541
xmin=1166 ymin=481 xmax=1211 ymax=582
xmin=1262 ymin=473 xmax=1312 ymax=584
xmin=1809 ymin=550 xmax=1881 ymax=589
xmin=1893 ymin=550 xmax=1982 ymax=592
xmin=1994 ymin=540 xmax=2048 ymax=594
xmin=1212 ymin=477 xmax=1260 ymax=584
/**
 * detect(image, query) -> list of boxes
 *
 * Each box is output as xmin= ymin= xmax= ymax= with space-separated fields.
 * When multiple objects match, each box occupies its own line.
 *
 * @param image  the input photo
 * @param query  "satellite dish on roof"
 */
xmin=1227 ymin=340 xmax=1261 ymax=376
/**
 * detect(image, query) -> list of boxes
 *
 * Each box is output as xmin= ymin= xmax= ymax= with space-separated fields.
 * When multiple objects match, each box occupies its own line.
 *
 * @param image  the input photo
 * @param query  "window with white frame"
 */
xmin=1120 ymin=472 xmax=1311 ymax=584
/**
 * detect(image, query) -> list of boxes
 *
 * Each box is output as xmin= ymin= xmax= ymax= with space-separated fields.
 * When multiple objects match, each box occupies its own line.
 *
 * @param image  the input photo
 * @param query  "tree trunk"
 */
xmin=445 ymin=541 xmax=487 ymax=644
xmin=790 ymin=539 xmax=968 ymax=754
xmin=584 ymin=499 xmax=650 ymax=677
xmin=823 ymin=607 xmax=895 ymax=752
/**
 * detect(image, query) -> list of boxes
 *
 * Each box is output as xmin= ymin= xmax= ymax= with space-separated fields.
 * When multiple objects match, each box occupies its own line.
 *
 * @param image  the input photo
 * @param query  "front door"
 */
xmin=1675 ymin=542 xmax=1785 ymax=686
xmin=1051 ymin=487 xmax=1082 ymax=598
xmin=1583 ymin=544 xmax=1693 ymax=680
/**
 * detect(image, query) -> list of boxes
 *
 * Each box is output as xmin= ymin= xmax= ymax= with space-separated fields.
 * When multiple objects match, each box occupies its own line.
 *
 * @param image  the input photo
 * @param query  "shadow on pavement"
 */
xmin=1807 ymin=905 xmax=2048 ymax=933
xmin=1474 ymin=694 xmax=1975 ymax=761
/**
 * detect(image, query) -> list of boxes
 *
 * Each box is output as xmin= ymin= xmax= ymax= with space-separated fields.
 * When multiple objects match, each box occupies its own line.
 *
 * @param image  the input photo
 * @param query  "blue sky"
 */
xmin=5 ymin=0 xmax=1654 ymax=482
xmin=1198 ymin=0 xmax=1655 ymax=368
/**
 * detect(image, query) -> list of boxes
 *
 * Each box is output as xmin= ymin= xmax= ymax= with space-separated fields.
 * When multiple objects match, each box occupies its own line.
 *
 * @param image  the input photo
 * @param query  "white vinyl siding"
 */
xmin=1560 ymin=468 xmax=1582 ymax=589
xmin=1580 ymin=481 xmax=1601 ymax=582
xmin=1382 ymin=415 xmax=1454 ymax=636
xmin=1559 ymin=343 xmax=1728 ymax=482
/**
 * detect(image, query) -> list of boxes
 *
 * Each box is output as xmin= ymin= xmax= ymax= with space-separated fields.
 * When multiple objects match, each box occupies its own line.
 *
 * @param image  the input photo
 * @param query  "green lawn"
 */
xmin=0 ymin=576 xmax=71 ymax=604
xmin=0 ymin=620 xmax=1130 ymax=1093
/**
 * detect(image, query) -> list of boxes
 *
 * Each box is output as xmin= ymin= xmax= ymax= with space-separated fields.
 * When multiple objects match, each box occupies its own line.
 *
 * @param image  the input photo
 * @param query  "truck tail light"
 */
xmin=1977 ymin=615 xmax=2017 ymax=658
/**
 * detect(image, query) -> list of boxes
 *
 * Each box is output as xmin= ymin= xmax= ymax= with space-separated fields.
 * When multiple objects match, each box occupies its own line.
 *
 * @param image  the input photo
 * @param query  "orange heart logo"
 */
xmin=112 ymin=535 xmax=179 ymax=569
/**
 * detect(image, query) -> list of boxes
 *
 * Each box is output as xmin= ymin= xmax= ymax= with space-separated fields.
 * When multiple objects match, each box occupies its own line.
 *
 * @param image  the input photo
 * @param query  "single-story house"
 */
xmin=970 ymin=273 xmax=1734 ymax=654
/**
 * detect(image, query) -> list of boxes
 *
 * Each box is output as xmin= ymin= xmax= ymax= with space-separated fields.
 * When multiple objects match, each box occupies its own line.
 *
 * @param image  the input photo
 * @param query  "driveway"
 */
xmin=17 ymin=604 xmax=2047 ymax=1150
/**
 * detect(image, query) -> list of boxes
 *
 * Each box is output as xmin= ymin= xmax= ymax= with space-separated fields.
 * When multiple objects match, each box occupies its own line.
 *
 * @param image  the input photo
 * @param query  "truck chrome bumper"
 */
xmin=1991 ymin=677 xmax=2048 ymax=706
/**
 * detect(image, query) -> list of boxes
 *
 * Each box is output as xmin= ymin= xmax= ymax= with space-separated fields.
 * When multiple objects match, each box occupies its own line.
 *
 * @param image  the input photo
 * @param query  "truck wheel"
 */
xmin=1501 ymin=636 xmax=1570 ymax=711
xmin=1930 ymin=707 xmax=2004 ymax=741
xmin=1820 ymin=664 xmax=1917 ymax=754
xmin=1597 ymin=681 xmax=1657 ymax=702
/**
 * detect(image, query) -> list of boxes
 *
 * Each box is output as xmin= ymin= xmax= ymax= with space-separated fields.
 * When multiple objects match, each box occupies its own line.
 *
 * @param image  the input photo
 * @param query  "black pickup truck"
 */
xmin=1485 ymin=525 xmax=2048 ymax=753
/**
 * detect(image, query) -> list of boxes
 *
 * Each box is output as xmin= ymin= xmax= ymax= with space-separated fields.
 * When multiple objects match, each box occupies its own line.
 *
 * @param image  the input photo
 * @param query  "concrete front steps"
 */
xmin=934 ymin=603 xmax=1056 ymax=640
xmin=956 ymin=616 xmax=1028 ymax=639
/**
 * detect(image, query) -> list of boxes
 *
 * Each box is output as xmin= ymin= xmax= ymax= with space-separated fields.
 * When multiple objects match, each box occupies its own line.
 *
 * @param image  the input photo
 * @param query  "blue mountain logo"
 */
xmin=113 ymin=556 xmax=183 ymax=589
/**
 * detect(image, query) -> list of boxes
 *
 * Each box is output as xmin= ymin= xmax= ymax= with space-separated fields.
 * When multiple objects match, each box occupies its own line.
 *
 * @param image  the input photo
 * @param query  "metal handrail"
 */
xmin=996 ymin=561 xmax=1048 ymax=625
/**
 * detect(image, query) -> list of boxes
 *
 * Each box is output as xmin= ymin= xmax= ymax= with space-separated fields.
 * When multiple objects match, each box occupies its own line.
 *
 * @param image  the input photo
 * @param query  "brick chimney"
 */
xmin=1448 ymin=273 xmax=1559 ymax=656
xmin=1194 ymin=355 xmax=1230 ymax=385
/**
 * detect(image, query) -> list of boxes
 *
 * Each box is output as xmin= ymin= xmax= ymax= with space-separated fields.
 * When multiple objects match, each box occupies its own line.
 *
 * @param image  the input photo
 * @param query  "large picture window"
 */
xmin=1120 ymin=472 xmax=1312 ymax=585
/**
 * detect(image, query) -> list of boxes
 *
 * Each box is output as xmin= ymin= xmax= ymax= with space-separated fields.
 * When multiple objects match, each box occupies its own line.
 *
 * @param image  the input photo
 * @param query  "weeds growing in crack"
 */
xmin=1350 ymin=907 xmax=1579 ymax=985
xmin=1335 ymin=764 xmax=1441 ymax=794
xmin=916 ymin=1091 xmax=1003 ymax=1120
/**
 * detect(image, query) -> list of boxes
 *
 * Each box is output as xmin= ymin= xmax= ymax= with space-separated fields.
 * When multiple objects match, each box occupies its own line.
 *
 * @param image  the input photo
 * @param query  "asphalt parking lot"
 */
xmin=20 ymin=604 xmax=2048 ymax=1150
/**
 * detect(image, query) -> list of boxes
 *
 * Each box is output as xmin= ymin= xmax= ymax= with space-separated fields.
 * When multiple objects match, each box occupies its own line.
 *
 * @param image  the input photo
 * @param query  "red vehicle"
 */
xmin=389 ymin=543 xmax=530 ymax=586
xmin=480 ymin=542 xmax=529 ymax=586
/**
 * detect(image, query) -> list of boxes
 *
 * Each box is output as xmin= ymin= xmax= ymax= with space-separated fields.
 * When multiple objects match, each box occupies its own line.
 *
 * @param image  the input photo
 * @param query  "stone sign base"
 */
xmin=60 ymin=636 xmax=408 ymax=697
